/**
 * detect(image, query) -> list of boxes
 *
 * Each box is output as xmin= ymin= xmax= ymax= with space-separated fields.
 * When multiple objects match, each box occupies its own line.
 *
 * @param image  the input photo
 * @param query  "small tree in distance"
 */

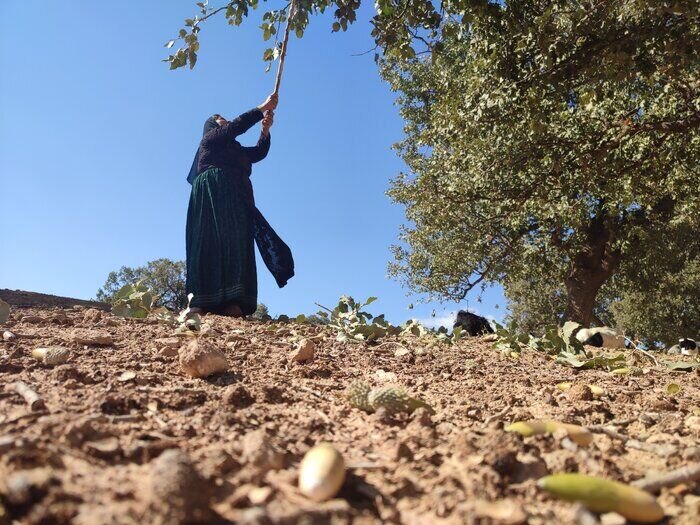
xmin=96 ymin=259 xmax=188 ymax=311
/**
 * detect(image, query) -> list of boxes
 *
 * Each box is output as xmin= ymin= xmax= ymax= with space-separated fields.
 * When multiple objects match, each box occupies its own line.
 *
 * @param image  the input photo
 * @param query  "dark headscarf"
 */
xmin=187 ymin=116 xmax=220 ymax=184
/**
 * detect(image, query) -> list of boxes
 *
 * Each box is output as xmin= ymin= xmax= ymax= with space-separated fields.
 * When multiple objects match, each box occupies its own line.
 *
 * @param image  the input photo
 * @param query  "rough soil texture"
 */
xmin=1 ymin=299 xmax=699 ymax=524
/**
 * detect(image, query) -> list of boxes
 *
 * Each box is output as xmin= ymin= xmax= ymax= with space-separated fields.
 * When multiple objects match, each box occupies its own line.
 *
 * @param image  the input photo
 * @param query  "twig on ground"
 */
xmin=588 ymin=425 xmax=676 ymax=456
xmin=482 ymin=406 xmax=510 ymax=427
xmin=298 ymin=385 xmax=324 ymax=400
xmin=0 ymin=410 xmax=49 ymax=426
xmin=6 ymin=381 xmax=45 ymax=411
xmin=625 ymin=337 xmax=658 ymax=366
xmin=632 ymin=463 xmax=700 ymax=493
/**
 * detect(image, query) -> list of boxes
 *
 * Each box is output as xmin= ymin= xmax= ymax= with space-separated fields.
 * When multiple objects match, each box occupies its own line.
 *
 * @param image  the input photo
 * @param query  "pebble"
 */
xmin=149 ymin=449 xmax=212 ymax=525
xmin=2 ymin=331 xmax=16 ymax=342
xmin=70 ymin=329 xmax=114 ymax=346
xmin=568 ymin=384 xmax=593 ymax=402
xmin=179 ymin=339 xmax=228 ymax=378
xmin=682 ymin=446 xmax=700 ymax=461
xmin=291 ymin=338 xmax=315 ymax=362
xmin=20 ymin=315 xmax=44 ymax=324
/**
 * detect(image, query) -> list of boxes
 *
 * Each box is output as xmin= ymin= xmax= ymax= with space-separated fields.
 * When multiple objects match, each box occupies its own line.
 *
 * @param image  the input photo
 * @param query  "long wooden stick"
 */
xmin=7 ymin=381 xmax=45 ymax=411
xmin=273 ymin=0 xmax=296 ymax=96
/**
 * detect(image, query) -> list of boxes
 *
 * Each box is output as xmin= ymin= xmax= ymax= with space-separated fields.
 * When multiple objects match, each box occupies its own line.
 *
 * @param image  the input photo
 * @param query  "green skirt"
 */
xmin=186 ymin=168 xmax=257 ymax=315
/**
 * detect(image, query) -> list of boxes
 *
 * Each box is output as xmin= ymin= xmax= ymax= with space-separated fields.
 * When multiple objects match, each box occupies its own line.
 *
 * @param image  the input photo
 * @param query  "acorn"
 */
xmin=368 ymin=387 xmax=435 ymax=415
xmin=506 ymin=420 xmax=593 ymax=446
xmin=298 ymin=443 xmax=346 ymax=502
xmin=32 ymin=346 xmax=70 ymax=366
xmin=346 ymin=381 xmax=434 ymax=415
xmin=539 ymin=473 xmax=664 ymax=523
xmin=346 ymin=381 xmax=372 ymax=412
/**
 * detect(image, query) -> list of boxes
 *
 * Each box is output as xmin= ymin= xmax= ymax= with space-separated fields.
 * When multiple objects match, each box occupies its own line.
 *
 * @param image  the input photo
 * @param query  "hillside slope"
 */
xmin=1 ymin=304 xmax=699 ymax=524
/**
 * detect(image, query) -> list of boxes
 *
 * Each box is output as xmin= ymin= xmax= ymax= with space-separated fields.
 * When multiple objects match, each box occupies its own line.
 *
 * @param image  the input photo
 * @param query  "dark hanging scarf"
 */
xmin=188 ymin=116 xmax=294 ymax=288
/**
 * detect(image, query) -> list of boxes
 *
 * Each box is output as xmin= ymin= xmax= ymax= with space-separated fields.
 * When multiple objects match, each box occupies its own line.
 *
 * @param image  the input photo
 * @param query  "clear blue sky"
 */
xmin=0 ymin=1 xmax=504 ymax=327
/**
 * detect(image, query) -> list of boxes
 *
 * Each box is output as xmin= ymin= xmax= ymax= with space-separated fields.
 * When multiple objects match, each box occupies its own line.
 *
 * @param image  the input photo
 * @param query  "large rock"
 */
xmin=178 ymin=339 xmax=228 ymax=378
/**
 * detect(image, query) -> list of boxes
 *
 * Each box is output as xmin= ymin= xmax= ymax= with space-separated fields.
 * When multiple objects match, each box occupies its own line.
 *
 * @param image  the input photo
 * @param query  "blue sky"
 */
xmin=0 ymin=1 xmax=505 ymax=327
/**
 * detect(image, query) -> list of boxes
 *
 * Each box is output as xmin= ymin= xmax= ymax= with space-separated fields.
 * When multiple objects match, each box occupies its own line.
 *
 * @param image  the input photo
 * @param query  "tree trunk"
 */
xmin=563 ymin=214 xmax=621 ymax=326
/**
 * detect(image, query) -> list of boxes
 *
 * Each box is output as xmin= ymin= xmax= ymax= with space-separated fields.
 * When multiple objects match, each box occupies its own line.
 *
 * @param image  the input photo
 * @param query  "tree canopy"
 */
xmin=380 ymin=1 xmax=699 ymax=325
xmin=96 ymin=259 xmax=188 ymax=311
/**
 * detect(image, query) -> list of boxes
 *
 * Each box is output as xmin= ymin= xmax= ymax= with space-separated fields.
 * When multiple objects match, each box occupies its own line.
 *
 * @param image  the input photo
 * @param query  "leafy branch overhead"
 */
xmin=165 ymin=0 xmax=364 ymax=70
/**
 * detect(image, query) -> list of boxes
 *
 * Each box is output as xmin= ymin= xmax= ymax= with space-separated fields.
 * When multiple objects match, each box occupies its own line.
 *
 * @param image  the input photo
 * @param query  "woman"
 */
xmin=186 ymin=94 xmax=294 ymax=317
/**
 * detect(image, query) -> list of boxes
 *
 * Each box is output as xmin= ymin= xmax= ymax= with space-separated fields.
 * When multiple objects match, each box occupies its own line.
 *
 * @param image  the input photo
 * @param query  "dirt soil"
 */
xmin=1 ymin=298 xmax=699 ymax=524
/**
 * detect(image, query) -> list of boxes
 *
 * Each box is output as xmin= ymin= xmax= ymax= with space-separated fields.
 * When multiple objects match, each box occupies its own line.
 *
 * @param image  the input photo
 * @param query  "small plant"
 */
xmin=315 ymin=296 xmax=401 ymax=343
xmin=111 ymin=281 xmax=163 ymax=319
xmin=315 ymin=295 xmax=466 ymax=345
xmin=493 ymin=321 xmax=628 ymax=370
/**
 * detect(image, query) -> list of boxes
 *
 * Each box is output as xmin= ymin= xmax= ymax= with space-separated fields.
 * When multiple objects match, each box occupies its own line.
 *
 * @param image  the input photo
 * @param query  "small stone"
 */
xmin=567 ymin=384 xmax=593 ymax=402
xmin=394 ymin=347 xmax=411 ymax=358
xmin=178 ymin=339 xmax=228 ymax=378
xmin=3 ymin=468 xmax=55 ymax=506
xmin=223 ymin=385 xmax=255 ymax=408
xmin=682 ymin=446 xmax=700 ymax=461
xmin=375 ymin=369 xmax=398 ymax=383
xmin=20 ymin=315 xmax=44 ymax=324
xmin=239 ymin=507 xmax=272 ymax=525
xmin=248 ymin=486 xmax=273 ymax=505
xmin=83 ymin=308 xmax=103 ymax=324
xmin=71 ymin=329 xmax=114 ymax=346
xmin=241 ymin=430 xmax=284 ymax=476
xmin=3 ymin=331 xmax=16 ymax=342
xmin=393 ymin=442 xmax=413 ymax=461
xmin=85 ymin=437 xmax=121 ymax=459
xmin=291 ymin=338 xmax=315 ymax=362
xmin=149 ymin=449 xmax=212 ymax=525
xmin=159 ymin=346 xmax=179 ymax=357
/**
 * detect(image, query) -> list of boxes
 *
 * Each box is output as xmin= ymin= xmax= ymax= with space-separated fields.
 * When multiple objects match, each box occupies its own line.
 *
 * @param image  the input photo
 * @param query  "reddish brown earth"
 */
xmin=1 ymin=296 xmax=699 ymax=524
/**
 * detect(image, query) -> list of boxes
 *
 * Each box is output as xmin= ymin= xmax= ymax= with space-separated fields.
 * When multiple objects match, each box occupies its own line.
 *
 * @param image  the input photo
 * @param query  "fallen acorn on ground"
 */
xmin=298 ymin=443 xmax=346 ymax=502
xmin=538 ymin=473 xmax=664 ymax=523
xmin=346 ymin=381 xmax=434 ymax=415
xmin=32 ymin=346 xmax=71 ymax=366
xmin=505 ymin=420 xmax=592 ymax=446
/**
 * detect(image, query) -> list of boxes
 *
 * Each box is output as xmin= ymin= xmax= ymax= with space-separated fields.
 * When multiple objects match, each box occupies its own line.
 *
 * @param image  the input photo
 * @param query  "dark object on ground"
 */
xmin=668 ymin=338 xmax=698 ymax=356
xmin=583 ymin=332 xmax=604 ymax=347
xmin=575 ymin=327 xmax=626 ymax=349
xmin=0 ymin=289 xmax=109 ymax=310
xmin=453 ymin=310 xmax=494 ymax=336
xmin=679 ymin=338 xmax=697 ymax=351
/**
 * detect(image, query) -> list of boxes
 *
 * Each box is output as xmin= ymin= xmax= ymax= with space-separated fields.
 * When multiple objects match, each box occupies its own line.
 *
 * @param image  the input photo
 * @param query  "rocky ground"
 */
xmin=1 ymin=295 xmax=699 ymax=524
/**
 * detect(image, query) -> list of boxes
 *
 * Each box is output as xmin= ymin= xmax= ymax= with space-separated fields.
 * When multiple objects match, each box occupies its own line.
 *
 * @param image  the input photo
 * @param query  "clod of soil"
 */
xmin=178 ymin=339 xmax=228 ymax=378
xmin=148 ymin=448 xmax=213 ymax=524
xmin=568 ymin=383 xmax=593 ymax=402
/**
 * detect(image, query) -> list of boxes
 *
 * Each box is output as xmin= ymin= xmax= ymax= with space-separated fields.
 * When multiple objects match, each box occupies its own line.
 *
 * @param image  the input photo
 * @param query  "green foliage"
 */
xmin=111 ymin=281 xmax=169 ymax=319
xmin=317 ymin=295 xmax=464 ymax=345
xmin=97 ymin=259 xmax=187 ymax=311
xmin=251 ymin=303 xmax=271 ymax=321
xmin=381 ymin=3 xmax=699 ymax=324
xmin=317 ymin=295 xmax=400 ymax=343
xmin=494 ymin=321 xmax=626 ymax=370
